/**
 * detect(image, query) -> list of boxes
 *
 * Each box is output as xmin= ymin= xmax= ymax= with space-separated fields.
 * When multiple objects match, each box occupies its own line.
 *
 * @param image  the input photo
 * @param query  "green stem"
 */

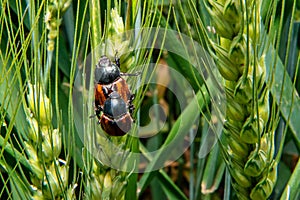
xmin=89 ymin=0 xmax=102 ymax=48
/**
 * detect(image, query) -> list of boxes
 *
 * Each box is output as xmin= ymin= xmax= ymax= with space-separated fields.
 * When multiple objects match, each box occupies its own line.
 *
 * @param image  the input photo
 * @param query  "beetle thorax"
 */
xmin=95 ymin=63 xmax=121 ymax=84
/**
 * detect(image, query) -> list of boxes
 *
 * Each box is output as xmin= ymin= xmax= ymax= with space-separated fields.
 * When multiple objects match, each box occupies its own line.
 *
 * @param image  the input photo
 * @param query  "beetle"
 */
xmin=98 ymin=91 xmax=133 ymax=136
xmin=94 ymin=55 xmax=137 ymax=116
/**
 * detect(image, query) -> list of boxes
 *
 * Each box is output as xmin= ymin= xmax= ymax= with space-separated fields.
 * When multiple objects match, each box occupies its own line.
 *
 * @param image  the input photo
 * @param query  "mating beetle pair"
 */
xmin=94 ymin=55 xmax=138 ymax=136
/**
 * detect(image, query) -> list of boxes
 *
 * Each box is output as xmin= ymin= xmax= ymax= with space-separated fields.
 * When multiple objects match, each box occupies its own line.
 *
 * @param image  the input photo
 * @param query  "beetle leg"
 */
xmin=128 ymin=94 xmax=135 ymax=111
xmin=108 ymin=84 xmax=114 ymax=94
xmin=127 ymin=94 xmax=135 ymax=119
xmin=97 ymin=104 xmax=103 ymax=112
xmin=120 ymin=71 xmax=141 ymax=76
xmin=128 ymin=104 xmax=134 ymax=113
xmin=129 ymin=94 xmax=135 ymax=104
xmin=90 ymin=101 xmax=99 ymax=119
xmin=102 ymin=86 xmax=110 ymax=97
xmin=96 ymin=105 xmax=103 ymax=124
xmin=130 ymin=106 xmax=136 ymax=123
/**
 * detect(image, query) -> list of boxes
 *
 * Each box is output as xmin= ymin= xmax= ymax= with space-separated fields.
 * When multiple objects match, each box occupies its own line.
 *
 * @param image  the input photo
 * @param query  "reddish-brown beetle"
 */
xmin=93 ymin=55 xmax=138 ymax=136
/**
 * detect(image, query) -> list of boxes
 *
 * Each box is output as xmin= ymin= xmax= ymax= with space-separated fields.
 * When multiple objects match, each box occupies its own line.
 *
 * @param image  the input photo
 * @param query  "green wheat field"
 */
xmin=0 ymin=0 xmax=300 ymax=199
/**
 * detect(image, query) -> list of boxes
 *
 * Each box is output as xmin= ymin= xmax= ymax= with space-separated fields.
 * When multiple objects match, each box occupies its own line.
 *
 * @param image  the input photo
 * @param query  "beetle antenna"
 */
xmin=114 ymin=51 xmax=120 ymax=68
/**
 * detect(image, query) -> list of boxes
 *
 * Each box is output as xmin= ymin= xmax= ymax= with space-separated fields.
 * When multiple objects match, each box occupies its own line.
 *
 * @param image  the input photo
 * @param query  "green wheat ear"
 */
xmin=205 ymin=0 xmax=277 ymax=199
xmin=25 ymin=83 xmax=71 ymax=199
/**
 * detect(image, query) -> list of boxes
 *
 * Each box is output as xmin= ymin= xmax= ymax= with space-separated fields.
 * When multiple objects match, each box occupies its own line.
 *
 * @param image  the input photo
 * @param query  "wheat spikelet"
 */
xmin=45 ymin=0 xmax=72 ymax=51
